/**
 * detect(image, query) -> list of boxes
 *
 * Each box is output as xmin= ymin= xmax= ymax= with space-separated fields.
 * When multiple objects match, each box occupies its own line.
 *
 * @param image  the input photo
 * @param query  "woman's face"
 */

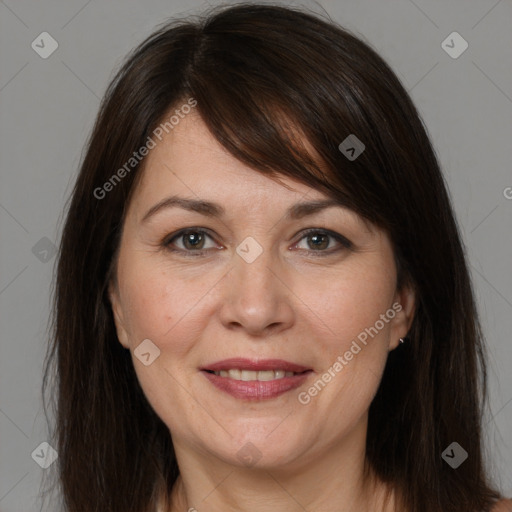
xmin=109 ymin=111 xmax=414 ymax=471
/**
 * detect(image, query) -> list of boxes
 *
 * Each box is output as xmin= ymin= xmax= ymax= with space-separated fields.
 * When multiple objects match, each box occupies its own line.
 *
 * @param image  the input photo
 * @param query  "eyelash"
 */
xmin=162 ymin=227 xmax=352 ymax=258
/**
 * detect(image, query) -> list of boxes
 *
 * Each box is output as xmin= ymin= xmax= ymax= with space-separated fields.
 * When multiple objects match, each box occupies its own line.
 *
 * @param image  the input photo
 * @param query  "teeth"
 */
xmin=255 ymin=370 xmax=274 ymax=381
xmin=213 ymin=369 xmax=297 ymax=380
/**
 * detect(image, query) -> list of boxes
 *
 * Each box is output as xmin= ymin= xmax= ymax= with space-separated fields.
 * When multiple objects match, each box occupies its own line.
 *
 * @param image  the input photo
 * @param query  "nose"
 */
xmin=218 ymin=244 xmax=295 ymax=337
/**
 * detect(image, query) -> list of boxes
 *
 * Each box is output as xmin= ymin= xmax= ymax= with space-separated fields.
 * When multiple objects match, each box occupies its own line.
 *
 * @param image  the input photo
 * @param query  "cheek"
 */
xmin=117 ymin=263 xmax=213 ymax=418
xmin=295 ymin=259 xmax=396 ymax=415
xmin=298 ymin=259 xmax=396 ymax=349
xmin=119 ymin=277 xmax=172 ymax=342
xmin=117 ymin=257 xmax=219 ymax=353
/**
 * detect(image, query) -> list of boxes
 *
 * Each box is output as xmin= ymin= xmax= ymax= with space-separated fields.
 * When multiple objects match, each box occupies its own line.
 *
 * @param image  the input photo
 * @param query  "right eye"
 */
xmin=163 ymin=228 xmax=222 ymax=256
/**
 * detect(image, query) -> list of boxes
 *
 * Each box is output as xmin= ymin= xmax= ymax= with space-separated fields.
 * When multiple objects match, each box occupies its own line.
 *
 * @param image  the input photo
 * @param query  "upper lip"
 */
xmin=201 ymin=358 xmax=311 ymax=373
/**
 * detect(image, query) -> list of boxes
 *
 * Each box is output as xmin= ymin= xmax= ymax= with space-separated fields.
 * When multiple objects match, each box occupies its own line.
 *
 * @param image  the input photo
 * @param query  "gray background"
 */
xmin=1 ymin=0 xmax=511 ymax=510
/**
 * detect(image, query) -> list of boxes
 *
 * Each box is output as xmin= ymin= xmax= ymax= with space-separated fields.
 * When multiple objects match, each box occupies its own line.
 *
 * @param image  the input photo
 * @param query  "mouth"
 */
xmin=206 ymin=369 xmax=302 ymax=380
xmin=200 ymin=358 xmax=313 ymax=400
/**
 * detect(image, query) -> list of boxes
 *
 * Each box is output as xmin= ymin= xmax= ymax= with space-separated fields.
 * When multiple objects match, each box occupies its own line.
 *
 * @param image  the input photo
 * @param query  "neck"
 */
xmin=165 ymin=421 xmax=397 ymax=512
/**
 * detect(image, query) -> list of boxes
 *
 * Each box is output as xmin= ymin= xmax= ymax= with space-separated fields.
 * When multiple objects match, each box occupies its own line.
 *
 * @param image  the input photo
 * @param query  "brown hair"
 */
xmin=43 ymin=3 xmax=503 ymax=511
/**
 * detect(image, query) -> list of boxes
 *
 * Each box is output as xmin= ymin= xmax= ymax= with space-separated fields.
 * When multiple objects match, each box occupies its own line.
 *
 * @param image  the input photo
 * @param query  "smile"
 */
xmin=211 ymin=369 xmax=298 ymax=381
xmin=200 ymin=358 xmax=313 ymax=400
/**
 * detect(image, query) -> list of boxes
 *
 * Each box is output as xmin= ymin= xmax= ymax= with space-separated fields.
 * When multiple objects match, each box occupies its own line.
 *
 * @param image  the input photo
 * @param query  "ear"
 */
xmin=388 ymin=281 xmax=416 ymax=351
xmin=108 ymin=280 xmax=130 ymax=349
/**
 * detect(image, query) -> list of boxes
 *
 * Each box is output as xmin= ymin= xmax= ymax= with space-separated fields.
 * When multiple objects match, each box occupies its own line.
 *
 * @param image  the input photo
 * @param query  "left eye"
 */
xmin=293 ymin=229 xmax=351 ymax=253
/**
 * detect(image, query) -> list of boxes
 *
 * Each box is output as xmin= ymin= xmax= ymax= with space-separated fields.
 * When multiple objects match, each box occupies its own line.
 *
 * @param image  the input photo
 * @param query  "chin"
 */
xmin=212 ymin=426 xmax=310 ymax=469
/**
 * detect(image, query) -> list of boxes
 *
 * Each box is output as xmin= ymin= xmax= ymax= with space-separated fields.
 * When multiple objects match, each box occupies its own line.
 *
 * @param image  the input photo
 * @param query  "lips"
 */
xmin=200 ymin=358 xmax=313 ymax=400
xmin=213 ymin=369 xmax=295 ymax=381
xmin=201 ymin=358 xmax=311 ymax=373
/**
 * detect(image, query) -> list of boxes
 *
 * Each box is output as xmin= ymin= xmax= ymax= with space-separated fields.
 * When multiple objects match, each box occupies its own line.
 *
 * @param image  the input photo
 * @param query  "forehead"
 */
xmin=123 ymin=110 xmax=377 ymax=238
xmin=130 ymin=112 xmax=335 ymax=215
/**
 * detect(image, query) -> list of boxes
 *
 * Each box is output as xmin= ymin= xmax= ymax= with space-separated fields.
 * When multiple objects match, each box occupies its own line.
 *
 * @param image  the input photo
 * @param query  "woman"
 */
xmin=43 ymin=3 xmax=511 ymax=512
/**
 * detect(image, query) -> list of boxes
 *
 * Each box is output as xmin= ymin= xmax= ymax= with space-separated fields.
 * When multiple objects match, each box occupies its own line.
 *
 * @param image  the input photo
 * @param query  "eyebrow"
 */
xmin=141 ymin=195 xmax=347 ymax=224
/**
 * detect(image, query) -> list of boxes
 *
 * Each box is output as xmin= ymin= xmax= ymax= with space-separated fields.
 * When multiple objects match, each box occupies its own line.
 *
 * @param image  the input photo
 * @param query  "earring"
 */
xmin=399 ymin=337 xmax=406 ymax=344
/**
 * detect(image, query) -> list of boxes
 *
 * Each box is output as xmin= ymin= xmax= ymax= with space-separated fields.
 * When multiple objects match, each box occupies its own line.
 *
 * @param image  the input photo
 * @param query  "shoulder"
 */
xmin=490 ymin=499 xmax=512 ymax=512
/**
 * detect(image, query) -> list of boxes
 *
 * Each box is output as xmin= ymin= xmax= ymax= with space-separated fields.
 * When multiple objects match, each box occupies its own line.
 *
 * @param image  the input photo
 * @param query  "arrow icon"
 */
xmin=31 ymin=441 xmax=58 ymax=468
xmin=441 ymin=441 xmax=468 ymax=468
xmin=236 ymin=237 xmax=263 ymax=263
xmin=339 ymin=134 xmax=365 ymax=161
xmin=236 ymin=442 xmax=262 ymax=466
xmin=441 ymin=32 xmax=468 ymax=59
xmin=134 ymin=339 xmax=160 ymax=366
xmin=31 ymin=32 xmax=59 ymax=59
xmin=32 ymin=236 xmax=57 ymax=262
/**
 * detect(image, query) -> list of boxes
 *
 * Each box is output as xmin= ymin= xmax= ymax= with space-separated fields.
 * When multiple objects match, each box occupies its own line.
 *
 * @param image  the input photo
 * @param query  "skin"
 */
xmin=109 ymin=110 xmax=416 ymax=512
xmin=494 ymin=500 xmax=512 ymax=512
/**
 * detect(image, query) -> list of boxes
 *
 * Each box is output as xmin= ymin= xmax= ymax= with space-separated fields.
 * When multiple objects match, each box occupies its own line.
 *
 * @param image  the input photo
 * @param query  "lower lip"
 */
xmin=201 ymin=370 xmax=312 ymax=400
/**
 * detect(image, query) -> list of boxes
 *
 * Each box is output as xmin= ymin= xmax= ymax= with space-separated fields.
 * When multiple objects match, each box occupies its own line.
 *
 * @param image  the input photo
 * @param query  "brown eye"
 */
xmin=293 ymin=229 xmax=352 ymax=254
xmin=306 ymin=232 xmax=330 ymax=250
xmin=164 ymin=229 xmax=218 ymax=254
xmin=180 ymin=231 xmax=206 ymax=250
